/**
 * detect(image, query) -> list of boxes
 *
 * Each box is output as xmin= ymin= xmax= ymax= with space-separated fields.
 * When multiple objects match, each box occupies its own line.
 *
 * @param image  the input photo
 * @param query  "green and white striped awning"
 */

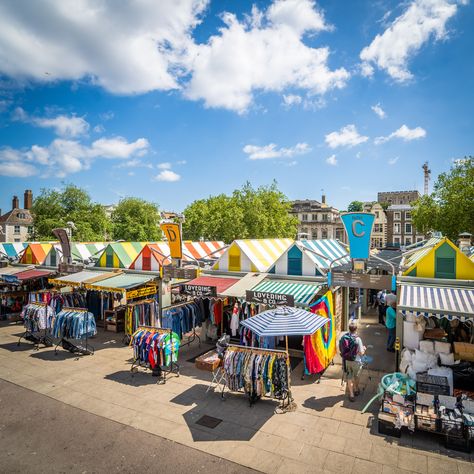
xmin=251 ymin=279 xmax=325 ymax=305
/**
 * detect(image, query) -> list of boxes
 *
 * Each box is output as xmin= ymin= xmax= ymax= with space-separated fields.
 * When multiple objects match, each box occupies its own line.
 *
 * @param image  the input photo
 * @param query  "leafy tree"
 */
xmin=183 ymin=182 xmax=298 ymax=242
xmin=111 ymin=198 xmax=162 ymax=241
xmin=412 ymin=157 xmax=474 ymax=240
xmin=347 ymin=200 xmax=363 ymax=212
xmin=31 ymin=184 xmax=110 ymax=241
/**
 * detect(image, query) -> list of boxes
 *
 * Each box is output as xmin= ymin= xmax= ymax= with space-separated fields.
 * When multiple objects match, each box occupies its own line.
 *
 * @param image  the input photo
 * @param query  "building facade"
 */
xmin=363 ymin=202 xmax=387 ymax=249
xmin=385 ymin=204 xmax=425 ymax=247
xmin=290 ymin=195 xmax=346 ymax=242
xmin=377 ymin=190 xmax=420 ymax=206
xmin=0 ymin=190 xmax=34 ymax=243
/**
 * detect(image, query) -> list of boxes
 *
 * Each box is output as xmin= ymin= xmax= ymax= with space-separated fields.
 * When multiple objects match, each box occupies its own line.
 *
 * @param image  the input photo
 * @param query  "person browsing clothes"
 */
xmin=386 ymin=299 xmax=397 ymax=352
xmin=339 ymin=321 xmax=366 ymax=402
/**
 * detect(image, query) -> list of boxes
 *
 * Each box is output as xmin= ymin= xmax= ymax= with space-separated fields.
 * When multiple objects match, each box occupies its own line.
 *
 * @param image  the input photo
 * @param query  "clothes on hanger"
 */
xmin=21 ymin=303 xmax=55 ymax=332
xmin=222 ymin=349 xmax=289 ymax=400
xmin=125 ymin=300 xmax=159 ymax=335
xmin=130 ymin=329 xmax=180 ymax=368
xmin=161 ymin=301 xmax=204 ymax=338
xmin=52 ymin=309 xmax=97 ymax=340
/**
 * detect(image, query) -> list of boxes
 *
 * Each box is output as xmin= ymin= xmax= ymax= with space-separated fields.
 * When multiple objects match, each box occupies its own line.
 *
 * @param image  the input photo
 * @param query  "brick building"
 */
xmin=0 ymin=190 xmax=34 ymax=243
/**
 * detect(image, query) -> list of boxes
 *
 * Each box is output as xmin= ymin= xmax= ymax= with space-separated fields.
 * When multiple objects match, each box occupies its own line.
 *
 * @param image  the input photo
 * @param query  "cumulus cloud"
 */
xmin=243 ymin=142 xmax=311 ymax=160
xmin=371 ymin=103 xmax=386 ymax=119
xmin=154 ymin=170 xmax=181 ymax=182
xmin=0 ymin=0 xmax=208 ymax=94
xmin=360 ymin=0 xmax=464 ymax=81
xmin=13 ymin=107 xmax=89 ymax=137
xmin=185 ymin=1 xmax=349 ymax=112
xmin=375 ymin=124 xmax=427 ymax=144
xmin=157 ymin=162 xmax=172 ymax=170
xmin=282 ymin=94 xmax=303 ymax=107
xmin=116 ymin=158 xmax=153 ymax=169
xmin=388 ymin=157 xmax=399 ymax=165
xmin=0 ymin=135 xmax=149 ymax=178
xmin=325 ymin=124 xmax=368 ymax=149
xmin=326 ymin=154 xmax=338 ymax=166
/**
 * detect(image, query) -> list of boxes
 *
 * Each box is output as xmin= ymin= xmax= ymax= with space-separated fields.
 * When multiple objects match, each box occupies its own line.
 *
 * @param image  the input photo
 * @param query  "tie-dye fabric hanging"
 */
xmin=303 ymin=291 xmax=337 ymax=375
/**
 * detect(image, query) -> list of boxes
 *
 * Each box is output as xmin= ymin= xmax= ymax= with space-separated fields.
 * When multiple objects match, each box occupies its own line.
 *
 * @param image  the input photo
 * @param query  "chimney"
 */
xmin=321 ymin=193 xmax=326 ymax=205
xmin=12 ymin=195 xmax=19 ymax=210
xmin=458 ymin=232 xmax=472 ymax=254
xmin=24 ymin=189 xmax=33 ymax=210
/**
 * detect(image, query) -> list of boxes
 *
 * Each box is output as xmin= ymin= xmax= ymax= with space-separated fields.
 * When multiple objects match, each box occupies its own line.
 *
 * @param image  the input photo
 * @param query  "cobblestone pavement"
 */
xmin=0 ymin=321 xmax=472 ymax=474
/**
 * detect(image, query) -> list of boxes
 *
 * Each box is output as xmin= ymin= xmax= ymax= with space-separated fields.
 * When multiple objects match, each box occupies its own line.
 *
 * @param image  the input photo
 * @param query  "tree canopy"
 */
xmin=31 ymin=184 xmax=110 ymax=241
xmin=111 ymin=198 xmax=161 ymax=241
xmin=412 ymin=157 xmax=474 ymax=240
xmin=183 ymin=182 xmax=298 ymax=242
xmin=347 ymin=200 xmax=363 ymax=212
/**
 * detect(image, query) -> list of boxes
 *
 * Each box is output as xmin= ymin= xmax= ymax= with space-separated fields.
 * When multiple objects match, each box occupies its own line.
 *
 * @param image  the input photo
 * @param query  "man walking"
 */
xmin=377 ymin=289 xmax=386 ymax=324
xmin=339 ymin=321 xmax=366 ymax=402
xmin=386 ymin=300 xmax=397 ymax=352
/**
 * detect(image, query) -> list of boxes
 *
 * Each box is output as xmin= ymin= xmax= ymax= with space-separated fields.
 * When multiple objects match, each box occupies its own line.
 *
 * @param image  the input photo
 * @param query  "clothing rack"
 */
xmin=162 ymin=302 xmax=201 ymax=349
xmin=18 ymin=302 xmax=53 ymax=350
xmin=130 ymin=325 xmax=180 ymax=383
xmin=221 ymin=344 xmax=293 ymax=408
xmin=54 ymin=307 xmax=94 ymax=356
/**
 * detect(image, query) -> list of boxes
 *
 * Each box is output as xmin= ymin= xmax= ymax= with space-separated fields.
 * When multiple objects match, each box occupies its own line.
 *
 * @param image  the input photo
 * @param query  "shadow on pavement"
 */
xmin=105 ymin=370 xmax=160 ymax=386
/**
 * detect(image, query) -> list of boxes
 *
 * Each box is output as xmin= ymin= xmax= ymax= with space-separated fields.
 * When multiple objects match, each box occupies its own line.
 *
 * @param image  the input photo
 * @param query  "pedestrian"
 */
xmin=386 ymin=299 xmax=397 ymax=352
xmin=339 ymin=321 xmax=366 ymax=402
xmin=377 ymin=289 xmax=386 ymax=324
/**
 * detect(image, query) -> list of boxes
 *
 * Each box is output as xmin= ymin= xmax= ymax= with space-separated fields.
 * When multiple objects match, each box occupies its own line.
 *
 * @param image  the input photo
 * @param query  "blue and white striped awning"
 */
xmin=399 ymin=284 xmax=474 ymax=321
xmin=251 ymin=279 xmax=325 ymax=305
xmin=240 ymin=306 xmax=329 ymax=337
xmin=299 ymin=240 xmax=350 ymax=269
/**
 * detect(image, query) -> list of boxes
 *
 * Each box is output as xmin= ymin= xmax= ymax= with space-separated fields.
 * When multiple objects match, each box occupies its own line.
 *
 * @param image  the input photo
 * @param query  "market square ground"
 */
xmin=0 ymin=318 xmax=472 ymax=474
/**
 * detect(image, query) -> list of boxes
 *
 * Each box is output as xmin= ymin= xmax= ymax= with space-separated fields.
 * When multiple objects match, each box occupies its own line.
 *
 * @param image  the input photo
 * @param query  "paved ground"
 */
xmin=0 ymin=379 xmax=255 ymax=474
xmin=0 ymin=319 xmax=472 ymax=474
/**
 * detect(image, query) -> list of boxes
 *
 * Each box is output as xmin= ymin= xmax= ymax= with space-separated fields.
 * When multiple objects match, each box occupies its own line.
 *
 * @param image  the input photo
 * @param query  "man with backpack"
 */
xmin=339 ymin=321 xmax=366 ymax=402
xmin=377 ymin=289 xmax=387 ymax=324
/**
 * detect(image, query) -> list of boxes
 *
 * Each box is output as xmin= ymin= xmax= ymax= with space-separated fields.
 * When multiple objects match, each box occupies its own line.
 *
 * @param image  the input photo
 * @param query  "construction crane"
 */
xmin=422 ymin=161 xmax=431 ymax=195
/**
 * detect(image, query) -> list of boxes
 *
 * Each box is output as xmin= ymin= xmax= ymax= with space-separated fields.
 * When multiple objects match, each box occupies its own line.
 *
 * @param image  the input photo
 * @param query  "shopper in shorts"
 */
xmin=339 ymin=321 xmax=366 ymax=402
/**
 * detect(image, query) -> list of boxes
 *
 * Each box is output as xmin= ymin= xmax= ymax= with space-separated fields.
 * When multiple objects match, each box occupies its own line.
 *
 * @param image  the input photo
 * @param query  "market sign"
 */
xmin=328 ymin=272 xmax=394 ymax=290
xmin=126 ymin=285 xmax=157 ymax=299
xmin=160 ymin=222 xmax=182 ymax=259
xmin=340 ymin=212 xmax=375 ymax=260
xmin=246 ymin=290 xmax=295 ymax=307
xmin=182 ymin=284 xmax=216 ymax=297
xmin=162 ymin=266 xmax=198 ymax=280
xmin=1 ymin=274 xmax=19 ymax=284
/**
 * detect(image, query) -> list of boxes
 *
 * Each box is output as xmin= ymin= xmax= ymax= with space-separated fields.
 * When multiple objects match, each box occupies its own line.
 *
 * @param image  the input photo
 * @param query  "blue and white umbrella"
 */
xmin=240 ymin=306 xmax=329 ymax=337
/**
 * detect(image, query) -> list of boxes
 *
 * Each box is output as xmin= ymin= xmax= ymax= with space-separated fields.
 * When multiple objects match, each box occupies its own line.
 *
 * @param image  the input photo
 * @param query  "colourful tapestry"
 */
xmin=303 ymin=291 xmax=337 ymax=375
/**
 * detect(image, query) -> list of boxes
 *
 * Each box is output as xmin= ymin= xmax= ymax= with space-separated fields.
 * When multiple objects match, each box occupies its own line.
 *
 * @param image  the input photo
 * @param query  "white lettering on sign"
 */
xmin=352 ymin=219 xmax=365 ymax=237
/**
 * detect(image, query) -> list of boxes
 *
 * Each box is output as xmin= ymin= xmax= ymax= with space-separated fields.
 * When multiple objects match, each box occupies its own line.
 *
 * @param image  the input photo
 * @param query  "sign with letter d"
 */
xmin=160 ymin=222 xmax=183 ymax=259
xmin=340 ymin=212 xmax=375 ymax=259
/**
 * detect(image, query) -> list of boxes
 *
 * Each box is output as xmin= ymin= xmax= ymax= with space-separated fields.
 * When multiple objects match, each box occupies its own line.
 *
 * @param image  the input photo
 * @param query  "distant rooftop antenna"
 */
xmin=422 ymin=161 xmax=431 ymax=195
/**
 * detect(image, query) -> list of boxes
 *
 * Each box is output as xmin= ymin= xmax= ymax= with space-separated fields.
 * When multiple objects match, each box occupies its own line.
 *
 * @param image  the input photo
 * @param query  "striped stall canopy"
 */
xmin=299 ymin=240 xmax=350 ymax=269
xmin=0 ymin=243 xmax=28 ymax=260
xmin=182 ymin=241 xmax=225 ymax=262
xmin=213 ymin=239 xmax=293 ymax=272
xmin=19 ymin=243 xmax=53 ymax=265
xmin=399 ymin=284 xmax=474 ymax=321
xmin=130 ymin=242 xmax=171 ymax=271
xmin=240 ymin=306 xmax=329 ymax=337
xmin=404 ymin=238 xmax=442 ymax=267
xmin=95 ymin=242 xmax=148 ymax=269
xmin=251 ymin=279 xmax=325 ymax=305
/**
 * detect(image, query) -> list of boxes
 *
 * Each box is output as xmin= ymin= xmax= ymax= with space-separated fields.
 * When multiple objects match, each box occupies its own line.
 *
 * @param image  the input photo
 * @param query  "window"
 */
xmin=375 ymin=211 xmax=379 ymax=218
xmin=394 ymin=212 xmax=401 ymax=220
xmin=27 ymin=226 xmax=33 ymax=234
xmin=394 ymin=223 xmax=401 ymax=234
xmin=321 ymin=229 xmax=328 ymax=239
xmin=405 ymin=237 xmax=412 ymax=246
xmin=14 ymin=225 xmax=20 ymax=234
xmin=405 ymin=223 xmax=412 ymax=234
xmin=16 ymin=213 xmax=25 ymax=219
xmin=405 ymin=212 xmax=412 ymax=220
xmin=373 ymin=224 xmax=383 ymax=233
xmin=322 ymin=214 xmax=328 ymax=222
xmin=14 ymin=238 xmax=20 ymax=242
xmin=393 ymin=237 xmax=401 ymax=246
xmin=311 ymin=214 xmax=317 ymax=221
xmin=302 ymin=214 xmax=308 ymax=221
xmin=417 ymin=237 xmax=424 ymax=243
xmin=311 ymin=230 xmax=318 ymax=240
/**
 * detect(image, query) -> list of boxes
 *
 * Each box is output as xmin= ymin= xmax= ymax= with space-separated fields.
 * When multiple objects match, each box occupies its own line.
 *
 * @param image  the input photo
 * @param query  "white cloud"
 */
xmin=388 ymin=156 xmax=399 ymax=165
xmin=154 ymin=170 xmax=181 ymax=182
xmin=371 ymin=103 xmax=386 ymax=119
xmin=13 ymin=107 xmax=89 ymax=137
xmin=158 ymin=162 xmax=172 ymax=170
xmin=99 ymin=111 xmax=115 ymax=121
xmin=282 ymin=94 xmax=303 ymax=107
xmin=375 ymin=124 xmax=427 ymax=144
xmin=243 ymin=142 xmax=311 ymax=160
xmin=360 ymin=0 xmax=463 ymax=82
xmin=0 ymin=135 xmax=150 ymax=178
xmin=116 ymin=158 xmax=153 ymax=169
xmin=326 ymin=154 xmax=337 ymax=166
xmin=325 ymin=124 xmax=368 ymax=149
xmin=94 ymin=124 xmax=105 ymax=133
xmin=185 ymin=1 xmax=349 ymax=112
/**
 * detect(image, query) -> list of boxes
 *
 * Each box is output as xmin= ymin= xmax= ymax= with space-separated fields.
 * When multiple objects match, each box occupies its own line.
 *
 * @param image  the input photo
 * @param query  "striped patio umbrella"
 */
xmin=240 ymin=306 xmax=329 ymax=337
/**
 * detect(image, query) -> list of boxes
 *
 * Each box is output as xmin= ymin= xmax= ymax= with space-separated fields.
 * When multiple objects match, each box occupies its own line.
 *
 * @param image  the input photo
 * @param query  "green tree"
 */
xmin=412 ymin=157 xmax=474 ymax=240
xmin=183 ymin=182 xmax=297 ymax=242
xmin=31 ymin=184 xmax=110 ymax=241
xmin=347 ymin=200 xmax=363 ymax=212
xmin=111 ymin=197 xmax=161 ymax=241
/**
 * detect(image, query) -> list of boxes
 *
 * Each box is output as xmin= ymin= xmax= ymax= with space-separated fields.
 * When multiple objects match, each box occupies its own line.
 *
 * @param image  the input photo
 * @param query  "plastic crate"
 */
xmin=415 ymin=414 xmax=439 ymax=433
xmin=416 ymin=373 xmax=450 ymax=396
xmin=440 ymin=412 xmax=464 ymax=438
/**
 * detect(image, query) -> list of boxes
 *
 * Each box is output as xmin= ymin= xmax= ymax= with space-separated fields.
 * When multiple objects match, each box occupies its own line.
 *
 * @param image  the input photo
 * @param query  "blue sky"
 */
xmin=0 ymin=0 xmax=472 ymax=213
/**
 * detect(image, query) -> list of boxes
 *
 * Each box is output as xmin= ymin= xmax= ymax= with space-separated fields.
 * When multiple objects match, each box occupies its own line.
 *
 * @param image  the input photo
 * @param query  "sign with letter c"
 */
xmin=340 ymin=212 xmax=375 ymax=259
